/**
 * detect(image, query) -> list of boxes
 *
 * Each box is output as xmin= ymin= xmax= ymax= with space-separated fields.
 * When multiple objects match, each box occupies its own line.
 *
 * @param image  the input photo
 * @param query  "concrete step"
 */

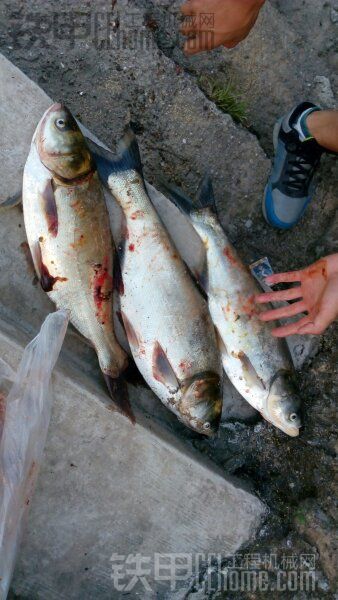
xmin=0 ymin=54 xmax=265 ymax=598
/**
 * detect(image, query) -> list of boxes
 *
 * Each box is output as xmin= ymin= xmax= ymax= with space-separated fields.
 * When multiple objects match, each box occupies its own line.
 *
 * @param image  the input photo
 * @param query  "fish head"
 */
xmin=36 ymin=103 xmax=92 ymax=180
xmin=266 ymin=371 xmax=301 ymax=437
xmin=179 ymin=372 xmax=222 ymax=437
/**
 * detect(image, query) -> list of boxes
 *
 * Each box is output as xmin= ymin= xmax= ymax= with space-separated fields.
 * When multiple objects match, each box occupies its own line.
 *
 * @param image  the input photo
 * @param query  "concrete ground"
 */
xmin=0 ymin=0 xmax=337 ymax=597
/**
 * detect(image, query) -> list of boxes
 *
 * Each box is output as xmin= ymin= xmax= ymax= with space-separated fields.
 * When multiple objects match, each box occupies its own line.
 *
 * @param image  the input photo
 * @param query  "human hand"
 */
xmin=180 ymin=0 xmax=266 ymax=56
xmin=255 ymin=254 xmax=338 ymax=337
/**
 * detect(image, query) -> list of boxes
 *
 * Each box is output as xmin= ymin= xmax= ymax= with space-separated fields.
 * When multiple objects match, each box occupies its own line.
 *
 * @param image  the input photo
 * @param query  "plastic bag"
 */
xmin=0 ymin=310 xmax=69 ymax=598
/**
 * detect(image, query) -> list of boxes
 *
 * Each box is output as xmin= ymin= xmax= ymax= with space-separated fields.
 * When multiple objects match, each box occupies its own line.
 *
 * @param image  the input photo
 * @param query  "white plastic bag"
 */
xmin=0 ymin=310 xmax=69 ymax=598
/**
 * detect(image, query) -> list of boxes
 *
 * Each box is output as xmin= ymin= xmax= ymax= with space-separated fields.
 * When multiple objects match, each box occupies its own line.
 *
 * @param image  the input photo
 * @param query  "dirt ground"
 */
xmin=0 ymin=0 xmax=337 ymax=598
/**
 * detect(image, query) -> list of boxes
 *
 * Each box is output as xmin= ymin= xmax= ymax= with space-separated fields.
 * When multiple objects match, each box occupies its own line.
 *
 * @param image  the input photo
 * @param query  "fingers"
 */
xmin=271 ymin=315 xmax=311 ymax=338
xmin=256 ymin=286 xmax=302 ymax=304
xmin=265 ymin=271 xmax=302 ymax=285
xmin=184 ymin=32 xmax=217 ymax=55
xmin=259 ymin=300 xmax=307 ymax=323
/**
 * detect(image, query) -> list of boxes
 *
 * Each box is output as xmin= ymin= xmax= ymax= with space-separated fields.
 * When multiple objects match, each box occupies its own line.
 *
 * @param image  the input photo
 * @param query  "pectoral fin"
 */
xmin=238 ymin=352 xmax=266 ymax=392
xmin=152 ymin=342 xmax=179 ymax=393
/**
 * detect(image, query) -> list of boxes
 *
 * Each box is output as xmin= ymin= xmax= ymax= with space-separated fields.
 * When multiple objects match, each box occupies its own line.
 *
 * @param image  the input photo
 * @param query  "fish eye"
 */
xmin=204 ymin=422 xmax=211 ymax=430
xmin=55 ymin=118 xmax=67 ymax=130
xmin=289 ymin=413 xmax=298 ymax=422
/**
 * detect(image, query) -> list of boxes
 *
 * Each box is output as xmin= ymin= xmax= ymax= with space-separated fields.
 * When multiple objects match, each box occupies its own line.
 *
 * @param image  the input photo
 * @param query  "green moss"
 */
xmin=199 ymin=75 xmax=248 ymax=125
xmin=294 ymin=507 xmax=307 ymax=526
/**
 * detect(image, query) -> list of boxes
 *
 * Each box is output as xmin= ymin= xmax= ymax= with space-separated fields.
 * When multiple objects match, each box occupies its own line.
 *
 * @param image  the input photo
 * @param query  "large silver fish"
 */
xmin=87 ymin=131 xmax=223 ymax=436
xmin=161 ymin=176 xmax=301 ymax=437
xmin=23 ymin=103 xmax=133 ymax=421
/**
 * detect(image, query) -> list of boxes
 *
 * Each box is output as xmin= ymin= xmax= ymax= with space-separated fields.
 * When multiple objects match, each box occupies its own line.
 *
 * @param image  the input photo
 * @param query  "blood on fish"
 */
xmin=179 ymin=359 xmax=192 ymax=372
xmin=40 ymin=262 xmax=68 ymax=292
xmin=130 ymin=210 xmax=145 ymax=220
xmin=241 ymin=294 xmax=257 ymax=319
xmin=41 ymin=180 xmax=58 ymax=237
xmin=70 ymin=234 xmax=85 ymax=249
xmin=223 ymin=246 xmax=244 ymax=270
xmin=129 ymin=244 xmax=135 ymax=252
xmin=93 ymin=257 xmax=113 ymax=315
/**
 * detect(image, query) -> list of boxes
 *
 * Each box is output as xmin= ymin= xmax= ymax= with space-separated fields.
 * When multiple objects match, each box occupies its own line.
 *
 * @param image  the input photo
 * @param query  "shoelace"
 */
xmin=283 ymin=141 xmax=321 ymax=194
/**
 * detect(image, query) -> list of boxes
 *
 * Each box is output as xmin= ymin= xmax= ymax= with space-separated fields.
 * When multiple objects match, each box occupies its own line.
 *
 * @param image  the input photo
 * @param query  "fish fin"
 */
xmin=41 ymin=179 xmax=58 ymax=237
xmin=195 ymin=172 xmax=216 ymax=211
xmin=0 ymin=193 xmax=22 ymax=208
xmin=157 ymin=177 xmax=194 ymax=215
xmin=159 ymin=173 xmax=216 ymax=215
xmin=238 ymin=351 xmax=266 ymax=392
xmin=85 ymin=127 xmax=143 ymax=186
xmin=152 ymin=342 xmax=179 ymax=392
xmin=116 ymin=126 xmax=143 ymax=175
xmin=121 ymin=312 xmax=140 ymax=349
xmin=193 ymin=257 xmax=209 ymax=295
xmin=30 ymin=240 xmax=42 ymax=280
xmin=113 ymin=259 xmax=124 ymax=296
xmin=103 ymin=373 xmax=136 ymax=424
xmin=20 ymin=242 xmax=37 ymax=277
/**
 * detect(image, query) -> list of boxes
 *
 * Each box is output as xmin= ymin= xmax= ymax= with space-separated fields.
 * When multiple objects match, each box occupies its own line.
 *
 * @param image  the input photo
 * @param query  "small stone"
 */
xmin=245 ymin=219 xmax=253 ymax=229
xmin=330 ymin=8 xmax=338 ymax=23
xmin=182 ymin=138 xmax=187 ymax=144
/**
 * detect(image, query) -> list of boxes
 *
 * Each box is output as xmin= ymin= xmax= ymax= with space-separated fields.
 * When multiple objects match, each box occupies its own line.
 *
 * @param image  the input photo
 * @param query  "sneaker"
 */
xmin=263 ymin=102 xmax=323 ymax=229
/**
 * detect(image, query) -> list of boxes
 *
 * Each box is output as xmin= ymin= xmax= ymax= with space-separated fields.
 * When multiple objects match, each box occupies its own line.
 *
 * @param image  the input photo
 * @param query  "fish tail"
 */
xmin=195 ymin=172 xmax=216 ymax=211
xmin=159 ymin=172 xmax=216 ymax=216
xmin=116 ymin=126 xmax=143 ymax=175
xmin=85 ymin=126 xmax=143 ymax=187
xmin=157 ymin=178 xmax=195 ymax=215
xmin=103 ymin=373 xmax=136 ymax=425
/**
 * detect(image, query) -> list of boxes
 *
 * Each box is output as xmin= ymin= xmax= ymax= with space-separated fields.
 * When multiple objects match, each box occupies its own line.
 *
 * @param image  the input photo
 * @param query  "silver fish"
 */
xmin=161 ymin=176 xmax=301 ymax=437
xmin=87 ymin=131 xmax=223 ymax=436
xmin=23 ymin=103 xmax=133 ymax=422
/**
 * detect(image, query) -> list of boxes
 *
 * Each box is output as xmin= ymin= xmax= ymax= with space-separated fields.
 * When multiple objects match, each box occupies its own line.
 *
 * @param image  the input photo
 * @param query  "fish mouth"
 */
xmin=179 ymin=372 xmax=222 ymax=437
xmin=265 ymin=412 xmax=300 ymax=437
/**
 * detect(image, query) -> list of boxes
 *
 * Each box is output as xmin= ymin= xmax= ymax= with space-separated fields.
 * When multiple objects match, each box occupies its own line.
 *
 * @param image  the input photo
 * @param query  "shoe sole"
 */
xmin=262 ymin=118 xmax=283 ymax=226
